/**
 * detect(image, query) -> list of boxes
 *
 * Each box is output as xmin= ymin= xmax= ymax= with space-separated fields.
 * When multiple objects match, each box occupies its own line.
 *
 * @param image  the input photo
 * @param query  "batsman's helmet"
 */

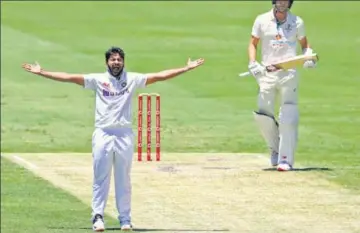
xmin=105 ymin=46 xmax=125 ymax=62
xmin=272 ymin=0 xmax=294 ymax=9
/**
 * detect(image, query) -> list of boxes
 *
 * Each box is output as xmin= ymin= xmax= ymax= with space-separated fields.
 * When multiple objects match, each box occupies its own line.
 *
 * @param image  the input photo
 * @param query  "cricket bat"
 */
xmin=238 ymin=53 xmax=319 ymax=77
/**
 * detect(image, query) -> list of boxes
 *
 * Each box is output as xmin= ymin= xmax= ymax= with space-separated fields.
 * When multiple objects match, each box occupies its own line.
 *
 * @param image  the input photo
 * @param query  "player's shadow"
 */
xmin=76 ymin=227 xmax=229 ymax=232
xmin=262 ymin=167 xmax=332 ymax=172
xmin=116 ymin=228 xmax=228 ymax=232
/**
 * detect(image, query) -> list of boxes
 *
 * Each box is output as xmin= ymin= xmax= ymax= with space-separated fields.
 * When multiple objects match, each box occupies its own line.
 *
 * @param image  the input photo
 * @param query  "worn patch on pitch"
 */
xmin=2 ymin=152 xmax=360 ymax=233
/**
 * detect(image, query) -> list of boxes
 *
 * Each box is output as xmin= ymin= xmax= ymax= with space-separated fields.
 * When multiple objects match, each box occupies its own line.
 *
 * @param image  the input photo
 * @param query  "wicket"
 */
xmin=137 ymin=93 xmax=161 ymax=162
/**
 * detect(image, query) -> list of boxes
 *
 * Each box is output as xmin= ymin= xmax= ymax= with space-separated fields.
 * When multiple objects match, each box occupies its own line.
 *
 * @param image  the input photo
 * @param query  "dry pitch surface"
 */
xmin=2 ymin=153 xmax=360 ymax=233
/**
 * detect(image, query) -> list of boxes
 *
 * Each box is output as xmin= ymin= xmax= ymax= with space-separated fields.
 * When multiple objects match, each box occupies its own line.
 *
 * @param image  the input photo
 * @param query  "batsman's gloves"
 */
xmin=302 ymin=48 xmax=317 ymax=69
xmin=248 ymin=61 xmax=266 ymax=78
xmin=303 ymin=60 xmax=316 ymax=68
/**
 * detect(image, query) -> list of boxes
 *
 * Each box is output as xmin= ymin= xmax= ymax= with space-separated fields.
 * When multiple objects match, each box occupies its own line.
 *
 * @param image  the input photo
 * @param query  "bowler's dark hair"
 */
xmin=105 ymin=46 xmax=125 ymax=62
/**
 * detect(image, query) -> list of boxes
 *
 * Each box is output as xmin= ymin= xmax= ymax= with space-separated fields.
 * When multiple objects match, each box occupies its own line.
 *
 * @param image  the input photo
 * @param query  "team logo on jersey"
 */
xmin=285 ymin=24 xmax=292 ymax=33
xmin=275 ymin=34 xmax=282 ymax=40
xmin=121 ymin=82 xmax=127 ymax=88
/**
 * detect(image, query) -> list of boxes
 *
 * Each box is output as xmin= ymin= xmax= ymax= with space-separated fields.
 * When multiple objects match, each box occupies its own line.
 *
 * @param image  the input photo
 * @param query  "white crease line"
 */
xmin=12 ymin=155 xmax=38 ymax=170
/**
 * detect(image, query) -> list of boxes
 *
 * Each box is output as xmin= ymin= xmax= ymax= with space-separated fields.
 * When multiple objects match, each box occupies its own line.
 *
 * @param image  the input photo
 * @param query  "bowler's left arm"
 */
xmin=145 ymin=58 xmax=205 ymax=86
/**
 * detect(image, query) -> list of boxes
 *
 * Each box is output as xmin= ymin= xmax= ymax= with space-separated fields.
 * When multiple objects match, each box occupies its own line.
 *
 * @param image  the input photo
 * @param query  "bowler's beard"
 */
xmin=108 ymin=65 xmax=124 ymax=79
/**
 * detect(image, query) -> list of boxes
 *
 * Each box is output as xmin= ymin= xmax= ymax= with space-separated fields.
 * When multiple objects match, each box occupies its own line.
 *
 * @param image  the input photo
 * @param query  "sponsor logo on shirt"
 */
xmin=102 ymin=88 xmax=129 ymax=97
xmin=270 ymin=37 xmax=296 ymax=50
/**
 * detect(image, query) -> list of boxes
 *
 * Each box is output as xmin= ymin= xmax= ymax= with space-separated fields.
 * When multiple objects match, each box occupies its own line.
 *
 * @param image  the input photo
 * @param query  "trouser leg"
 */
xmin=113 ymin=129 xmax=134 ymax=225
xmin=278 ymin=71 xmax=299 ymax=166
xmin=91 ymin=129 xmax=114 ymax=220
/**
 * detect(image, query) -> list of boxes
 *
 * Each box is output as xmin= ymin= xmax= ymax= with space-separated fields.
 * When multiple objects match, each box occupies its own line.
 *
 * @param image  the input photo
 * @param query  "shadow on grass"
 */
xmin=108 ymin=228 xmax=229 ymax=232
xmin=49 ymin=227 xmax=229 ymax=232
xmin=262 ymin=167 xmax=333 ymax=172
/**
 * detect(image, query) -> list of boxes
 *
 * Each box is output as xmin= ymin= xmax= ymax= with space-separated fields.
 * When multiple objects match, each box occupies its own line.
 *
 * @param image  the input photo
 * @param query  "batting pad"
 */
xmin=278 ymin=104 xmax=299 ymax=166
xmin=253 ymin=112 xmax=279 ymax=153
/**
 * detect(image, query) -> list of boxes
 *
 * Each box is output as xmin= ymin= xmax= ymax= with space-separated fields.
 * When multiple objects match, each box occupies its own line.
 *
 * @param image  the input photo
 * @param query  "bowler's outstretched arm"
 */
xmin=22 ymin=62 xmax=85 ymax=86
xmin=145 ymin=58 xmax=205 ymax=86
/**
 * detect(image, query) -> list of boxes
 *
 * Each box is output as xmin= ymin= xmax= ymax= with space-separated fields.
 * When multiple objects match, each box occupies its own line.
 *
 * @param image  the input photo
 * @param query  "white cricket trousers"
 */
xmin=256 ymin=70 xmax=300 ymax=165
xmin=91 ymin=127 xmax=134 ymax=224
xmin=256 ymin=70 xmax=299 ymax=115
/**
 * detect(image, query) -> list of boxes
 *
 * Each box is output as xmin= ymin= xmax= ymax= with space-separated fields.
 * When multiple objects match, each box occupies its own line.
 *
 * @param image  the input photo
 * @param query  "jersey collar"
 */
xmin=108 ymin=70 xmax=126 ymax=81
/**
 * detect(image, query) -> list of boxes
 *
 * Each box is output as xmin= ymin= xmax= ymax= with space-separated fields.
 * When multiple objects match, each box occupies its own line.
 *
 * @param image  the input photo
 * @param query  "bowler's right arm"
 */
xmin=22 ymin=62 xmax=85 ymax=86
xmin=38 ymin=71 xmax=85 ymax=86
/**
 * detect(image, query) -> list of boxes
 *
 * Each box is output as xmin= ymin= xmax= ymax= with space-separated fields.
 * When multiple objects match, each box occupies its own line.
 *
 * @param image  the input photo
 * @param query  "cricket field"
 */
xmin=1 ymin=1 xmax=359 ymax=233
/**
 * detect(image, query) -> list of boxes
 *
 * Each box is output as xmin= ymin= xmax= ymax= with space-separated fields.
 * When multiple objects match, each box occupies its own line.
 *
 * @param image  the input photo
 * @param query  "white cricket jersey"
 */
xmin=83 ymin=70 xmax=147 ymax=129
xmin=251 ymin=10 xmax=306 ymax=65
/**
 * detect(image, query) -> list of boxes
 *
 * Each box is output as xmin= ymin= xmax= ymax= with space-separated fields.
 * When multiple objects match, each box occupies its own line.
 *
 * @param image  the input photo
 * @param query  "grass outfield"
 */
xmin=1 ymin=1 xmax=360 ymax=232
xmin=0 ymin=157 xmax=121 ymax=233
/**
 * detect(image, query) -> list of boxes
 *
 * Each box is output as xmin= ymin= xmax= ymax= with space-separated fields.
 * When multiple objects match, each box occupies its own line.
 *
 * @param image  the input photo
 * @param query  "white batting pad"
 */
xmin=278 ymin=104 xmax=299 ymax=166
xmin=253 ymin=112 xmax=280 ymax=153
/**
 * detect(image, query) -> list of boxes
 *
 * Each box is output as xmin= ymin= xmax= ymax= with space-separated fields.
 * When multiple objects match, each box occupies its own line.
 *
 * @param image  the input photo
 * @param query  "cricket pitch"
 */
xmin=2 ymin=153 xmax=360 ymax=233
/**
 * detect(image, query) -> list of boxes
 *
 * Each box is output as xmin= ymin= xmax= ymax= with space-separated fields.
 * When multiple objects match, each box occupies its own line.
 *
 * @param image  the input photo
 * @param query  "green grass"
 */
xmin=0 ymin=157 xmax=120 ymax=233
xmin=1 ymin=2 xmax=360 ymax=230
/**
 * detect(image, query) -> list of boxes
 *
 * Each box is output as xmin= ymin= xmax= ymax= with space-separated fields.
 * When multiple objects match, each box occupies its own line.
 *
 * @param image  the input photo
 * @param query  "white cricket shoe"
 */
xmin=277 ymin=162 xmax=292 ymax=171
xmin=120 ymin=223 xmax=133 ymax=231
xmin=92 ymin=214 xmax=105 ymax=232
xmin=271 ymin=151 xmax=279 ymax=166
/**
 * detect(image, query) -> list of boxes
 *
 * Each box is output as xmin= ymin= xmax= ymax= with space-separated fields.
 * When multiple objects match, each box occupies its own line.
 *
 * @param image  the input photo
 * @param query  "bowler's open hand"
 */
xmin=186 ymin=58 xmax=205 ymax=70
xmin=22 ymin=62 xmax=42 ymax=74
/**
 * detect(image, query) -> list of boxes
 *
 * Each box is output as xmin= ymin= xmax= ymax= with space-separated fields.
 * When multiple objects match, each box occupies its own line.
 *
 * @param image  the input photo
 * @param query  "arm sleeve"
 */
xmin=132 ymin=73 xmax=147 ymax=89
xmin=83 ymin=74 xmax=98 ymax=90
xmin=296 ymin=17 xmax=306 ymax=40
xmin=251 ymin=17 xmax=262 ymax=38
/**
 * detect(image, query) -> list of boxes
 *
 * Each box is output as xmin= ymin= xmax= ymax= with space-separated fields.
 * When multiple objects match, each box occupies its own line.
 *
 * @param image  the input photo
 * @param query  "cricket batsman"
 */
xmin=247 ymin=0 xmax=317 ymax=171
xmin=22 ymin=47 xmax=205 ymax=231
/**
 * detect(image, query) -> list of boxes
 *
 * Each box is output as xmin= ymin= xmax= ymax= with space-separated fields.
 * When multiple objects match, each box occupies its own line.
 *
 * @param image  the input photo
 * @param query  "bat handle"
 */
xmin=238 ymin=71 xmax=250 ymax=77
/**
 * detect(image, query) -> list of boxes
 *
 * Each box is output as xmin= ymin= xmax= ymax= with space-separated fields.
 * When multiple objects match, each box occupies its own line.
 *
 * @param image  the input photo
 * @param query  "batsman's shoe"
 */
xmin=92 ymin=214 xmax=105 ymax=232
xmin=277 ymin=162 xmax=292 ymax=171
xmin=120 ymin=222 xmax=133 ymax=231
xmin=271 ymin=151 xmax=279 ymax=166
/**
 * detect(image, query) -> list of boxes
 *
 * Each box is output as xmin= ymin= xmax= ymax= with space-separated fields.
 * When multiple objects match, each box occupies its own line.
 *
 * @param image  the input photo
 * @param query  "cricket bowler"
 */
xmin=247 ymin=0 xmax=317 ymax=171
xmin=22 ymin=47 xmax=205 ymax=231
